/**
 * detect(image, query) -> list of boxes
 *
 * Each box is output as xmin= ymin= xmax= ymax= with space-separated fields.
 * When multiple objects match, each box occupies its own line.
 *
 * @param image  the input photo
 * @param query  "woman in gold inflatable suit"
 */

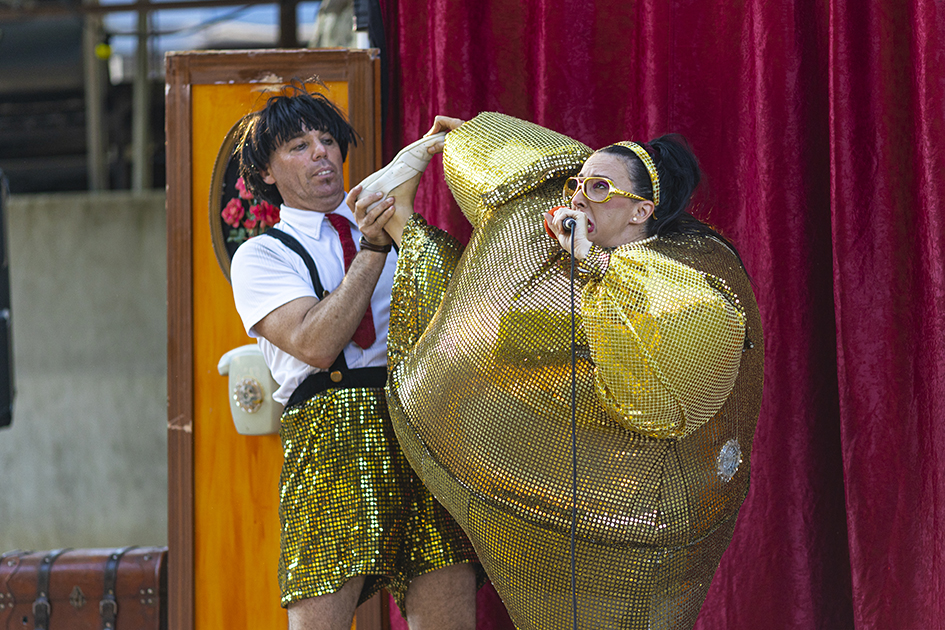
xmin=367 ymin=113 xmax=763 ymax=630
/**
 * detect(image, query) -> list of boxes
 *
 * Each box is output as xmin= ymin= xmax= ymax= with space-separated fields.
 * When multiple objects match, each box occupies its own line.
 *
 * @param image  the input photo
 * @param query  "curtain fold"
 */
xmin=381 ymin=1 xmax=944 ymax=627
xmin=829 ymin=1 xmax=945 ymax=629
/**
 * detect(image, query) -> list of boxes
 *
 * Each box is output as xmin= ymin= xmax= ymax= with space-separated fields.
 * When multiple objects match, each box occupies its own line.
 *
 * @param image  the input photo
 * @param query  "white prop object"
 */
xmin=217 ymin=344 xmax=283 ymax=435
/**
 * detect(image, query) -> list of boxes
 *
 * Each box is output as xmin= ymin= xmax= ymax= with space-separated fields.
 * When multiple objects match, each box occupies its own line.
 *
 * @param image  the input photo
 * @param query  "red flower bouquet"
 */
xmin=223 ymin=177 xmax=280 ymax=245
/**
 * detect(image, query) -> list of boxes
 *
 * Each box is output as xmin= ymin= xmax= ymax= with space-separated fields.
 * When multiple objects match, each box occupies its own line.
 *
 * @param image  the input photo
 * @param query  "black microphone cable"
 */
xmin=565 ymin=214 xmax=578 ymax=630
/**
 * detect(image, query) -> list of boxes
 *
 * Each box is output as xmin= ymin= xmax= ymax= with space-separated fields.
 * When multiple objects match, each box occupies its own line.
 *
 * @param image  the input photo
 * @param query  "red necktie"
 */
xmin=325 ymin=213 xmax=376 ymax=349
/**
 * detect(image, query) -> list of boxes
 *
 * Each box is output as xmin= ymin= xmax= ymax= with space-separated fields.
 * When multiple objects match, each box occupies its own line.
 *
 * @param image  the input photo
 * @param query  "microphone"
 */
xmin=562 ymin=217 xmax=576 ymax=232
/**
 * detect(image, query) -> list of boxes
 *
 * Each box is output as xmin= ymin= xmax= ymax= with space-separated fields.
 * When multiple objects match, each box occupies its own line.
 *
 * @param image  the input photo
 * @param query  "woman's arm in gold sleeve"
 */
xmin=580 ymin=244 xmax=747 ymax=439
xmin=442 ymin=112 xmax=591 ymax=228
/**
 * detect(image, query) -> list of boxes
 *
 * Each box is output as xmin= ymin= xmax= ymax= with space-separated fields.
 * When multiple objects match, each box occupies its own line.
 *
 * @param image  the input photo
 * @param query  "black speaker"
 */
xmin=353 ymin=0 xmax=370 ymax=32
xmin=0 ymin=170 xmax=13 ymax=429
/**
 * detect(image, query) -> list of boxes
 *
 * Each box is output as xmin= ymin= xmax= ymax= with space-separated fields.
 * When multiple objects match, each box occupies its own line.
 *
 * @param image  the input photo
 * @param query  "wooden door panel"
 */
xmin=167 ymin=50 xmax=383 ymax=630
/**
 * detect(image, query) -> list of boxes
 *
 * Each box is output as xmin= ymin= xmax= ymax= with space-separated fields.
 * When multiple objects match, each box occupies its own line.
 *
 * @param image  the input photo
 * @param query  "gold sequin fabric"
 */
xmin=278 ymin=386 xmax=478 ymax=613
xmin=386 ymin=113 xmax=764 ymax=629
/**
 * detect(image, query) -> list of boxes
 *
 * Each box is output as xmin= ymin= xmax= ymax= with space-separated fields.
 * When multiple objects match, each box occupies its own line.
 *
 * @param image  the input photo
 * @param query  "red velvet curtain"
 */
xmin=379 ymin=1 xmax=945 ymax=628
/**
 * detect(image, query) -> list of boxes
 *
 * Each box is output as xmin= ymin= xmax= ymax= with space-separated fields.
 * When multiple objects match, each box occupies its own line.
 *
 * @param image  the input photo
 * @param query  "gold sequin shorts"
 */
xmin=278 ymin=386 xmax=478 ymax=612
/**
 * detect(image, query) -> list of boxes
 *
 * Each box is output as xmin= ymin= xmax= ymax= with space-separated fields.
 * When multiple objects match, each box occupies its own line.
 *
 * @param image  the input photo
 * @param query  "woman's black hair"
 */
xmin=234 ymin=83 xmax=360 ymax=206
xmin=598 ymin=134 xmax=745 ymax=265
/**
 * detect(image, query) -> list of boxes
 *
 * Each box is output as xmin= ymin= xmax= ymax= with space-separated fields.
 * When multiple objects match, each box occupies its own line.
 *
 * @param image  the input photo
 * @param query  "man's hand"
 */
xmin=347 ymin=184 xmax=394 ymax=247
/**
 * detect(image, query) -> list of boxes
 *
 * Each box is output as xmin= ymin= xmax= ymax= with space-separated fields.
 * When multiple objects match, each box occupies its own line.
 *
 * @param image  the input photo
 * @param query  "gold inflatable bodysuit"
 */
xmin=386 ymin=113 xmax=764 ymax=630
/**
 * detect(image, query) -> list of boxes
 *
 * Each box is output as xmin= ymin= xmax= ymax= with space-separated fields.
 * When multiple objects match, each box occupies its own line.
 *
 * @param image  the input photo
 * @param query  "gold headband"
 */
xmin=605 ymin=141 xmax=660 ymax=207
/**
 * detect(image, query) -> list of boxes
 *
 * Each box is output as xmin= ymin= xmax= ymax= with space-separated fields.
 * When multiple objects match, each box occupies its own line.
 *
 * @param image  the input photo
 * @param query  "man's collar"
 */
xmin=279 ymin=194 xmax=353 ymax=237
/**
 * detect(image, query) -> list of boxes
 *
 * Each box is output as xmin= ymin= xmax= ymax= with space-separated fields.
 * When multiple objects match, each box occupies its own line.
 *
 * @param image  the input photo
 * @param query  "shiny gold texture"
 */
xmin=277 ymin=387 xmax=477 ymax=613
xmin=387 ymin=113 xmax=764 ymax=629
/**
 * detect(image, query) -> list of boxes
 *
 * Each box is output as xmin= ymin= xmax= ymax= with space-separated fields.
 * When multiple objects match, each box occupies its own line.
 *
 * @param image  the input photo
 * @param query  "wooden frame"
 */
xmin=207 ymin=117 xmax=246 ymax=281
xmin=166 ymin=49 xmax=383 ymax=630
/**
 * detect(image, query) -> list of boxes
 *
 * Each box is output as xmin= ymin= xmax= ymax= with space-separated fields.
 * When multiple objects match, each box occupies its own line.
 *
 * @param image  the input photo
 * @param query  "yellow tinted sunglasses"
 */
xmin=563 ymin=176 xmax=648 ymax=204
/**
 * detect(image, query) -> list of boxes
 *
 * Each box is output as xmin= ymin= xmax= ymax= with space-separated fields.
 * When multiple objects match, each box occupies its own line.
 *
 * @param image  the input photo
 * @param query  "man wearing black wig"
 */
xmin=229 ymin=87 xmax=477 ymax=630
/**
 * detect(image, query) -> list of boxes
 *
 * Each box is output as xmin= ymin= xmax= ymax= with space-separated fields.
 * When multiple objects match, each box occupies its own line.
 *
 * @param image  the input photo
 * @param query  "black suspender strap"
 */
xmin=33 ymin=548 xmax=71 ymax=630
xmin=263 ymin=228 xmax=326 ymax=298
xmin=100 ymin=546 xmax=137 ymax=629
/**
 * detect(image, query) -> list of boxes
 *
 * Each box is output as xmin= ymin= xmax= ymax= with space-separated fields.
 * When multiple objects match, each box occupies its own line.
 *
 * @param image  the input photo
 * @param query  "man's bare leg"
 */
xmin=404 ymin=564 xmax=476 ymax=630
xmin=287 ymin=575 xmax=365 ymax=630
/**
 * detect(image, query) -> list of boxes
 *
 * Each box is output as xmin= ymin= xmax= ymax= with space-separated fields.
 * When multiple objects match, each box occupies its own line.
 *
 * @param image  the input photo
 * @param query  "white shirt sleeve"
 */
xmin=230 ymin=235 xmax=316 ymax=337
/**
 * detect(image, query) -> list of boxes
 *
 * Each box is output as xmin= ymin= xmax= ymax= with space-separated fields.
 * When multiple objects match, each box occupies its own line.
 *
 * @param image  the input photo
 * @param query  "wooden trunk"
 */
xmin=0 ymin=547 xmax=167 ymax=630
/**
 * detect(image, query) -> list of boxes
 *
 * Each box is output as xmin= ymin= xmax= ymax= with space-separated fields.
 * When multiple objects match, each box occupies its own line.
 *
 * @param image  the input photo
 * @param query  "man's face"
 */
xmin=261 ymin=127 xmax=345 ymax=213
